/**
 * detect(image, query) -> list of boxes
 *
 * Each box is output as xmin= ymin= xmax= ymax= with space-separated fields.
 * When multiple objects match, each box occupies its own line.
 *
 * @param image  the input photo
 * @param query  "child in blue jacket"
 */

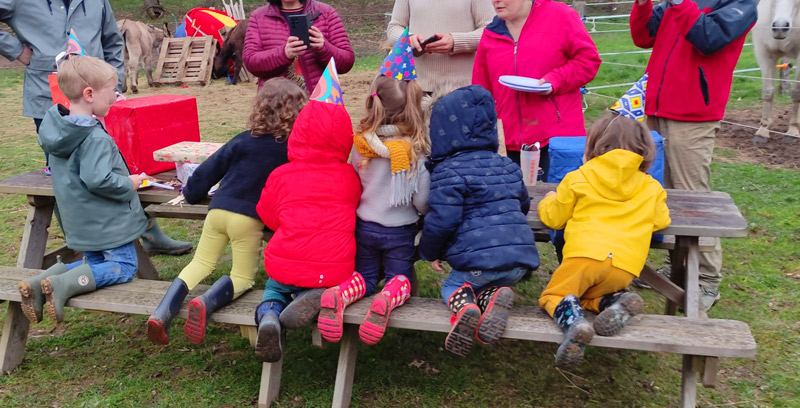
xmin=419 ymin=85 xmax=540 ymax=356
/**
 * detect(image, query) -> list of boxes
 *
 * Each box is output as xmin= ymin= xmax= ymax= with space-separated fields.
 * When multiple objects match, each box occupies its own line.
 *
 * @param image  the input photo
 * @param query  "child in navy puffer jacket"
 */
xmin=419 ymin=85 xmax=540 ymax=356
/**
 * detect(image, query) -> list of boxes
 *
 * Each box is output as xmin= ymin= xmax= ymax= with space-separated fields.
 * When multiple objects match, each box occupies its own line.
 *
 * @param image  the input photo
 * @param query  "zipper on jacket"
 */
xmin=654 ymin=35 xmax=681 ymax=116
xmin=513 ymin=43 xmax=525 ymax=148
xmin=698 ymin=66 xmax=710 ymax=106
xmin=549 ymin=97 xmax=561 ymax=123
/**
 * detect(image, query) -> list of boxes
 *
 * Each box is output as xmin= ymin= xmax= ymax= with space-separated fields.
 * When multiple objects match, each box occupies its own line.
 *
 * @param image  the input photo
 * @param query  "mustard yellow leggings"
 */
xmin=539 ymin=257 xmax=636 ymax=317
xmin=178 ymin=209 xmax=263 ymax=297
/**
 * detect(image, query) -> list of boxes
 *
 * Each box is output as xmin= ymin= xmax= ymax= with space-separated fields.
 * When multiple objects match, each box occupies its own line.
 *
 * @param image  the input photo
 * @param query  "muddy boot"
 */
xmin=318 ymin=272 xmax=366 ymax=343
xmin=359 ymin=275 xmax=411 ymax=345
xmin=594 ymin=291 xmax=644 ymax=337
xmin=140 ymin=218 xmax=193 ymax=256
xmin=147 ymin=278 xmax=189 ymax=345
xmin=444 ymin=283 xmax=482 ymax=357
xmin=553 ymin=295 xmax=594 ymax=368
xmin=18 ymin=256 xmax=68 ymax=323
xmin=254 ymin=301 xmax=285 ymax=362
xmin=184 ymin=276 xmax=234 ymax=344
xmin=475 ymin=286 xmax=514 ymax=344
xmin=41 ymin=262 xmax=96 ymax=323
xmin=280 ymin=288 xmax=324 ymax=329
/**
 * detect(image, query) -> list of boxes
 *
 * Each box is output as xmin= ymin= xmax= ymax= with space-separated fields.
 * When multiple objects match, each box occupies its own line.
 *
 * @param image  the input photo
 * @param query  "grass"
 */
xmin=1 ymin=1 xmax=800 ymax=406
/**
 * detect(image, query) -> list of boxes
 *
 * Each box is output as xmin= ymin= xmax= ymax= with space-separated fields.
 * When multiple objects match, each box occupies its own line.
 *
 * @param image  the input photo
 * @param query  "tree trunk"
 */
xmin=143 ymin=0 xmax=166 ymax=19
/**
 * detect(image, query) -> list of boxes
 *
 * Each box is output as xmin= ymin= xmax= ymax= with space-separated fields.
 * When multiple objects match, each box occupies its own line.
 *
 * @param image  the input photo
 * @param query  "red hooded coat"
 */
xmin=256 ymin=100 xmax=361 ymax=288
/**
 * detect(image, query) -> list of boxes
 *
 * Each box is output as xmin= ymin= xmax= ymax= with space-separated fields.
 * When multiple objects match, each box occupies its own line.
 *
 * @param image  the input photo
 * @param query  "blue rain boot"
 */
xmin=594 ymin=291 xmax=644 ymax=337
xmin=553 ymin=295 xmax=594 ymax=367
xmin=184 ymin=276 xmax=234 ymax=344
xmin=254 ymin=301 xmax=286 ymax=362
xmin=147 ymin=278 xmax=189 ymax=344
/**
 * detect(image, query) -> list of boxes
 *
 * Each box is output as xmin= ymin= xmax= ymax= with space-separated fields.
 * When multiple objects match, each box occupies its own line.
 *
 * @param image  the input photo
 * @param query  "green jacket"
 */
xmin=0 ymin=0 xmax=124 ymax=119
xmin=38 ymin=105 xmax=147 ymax=251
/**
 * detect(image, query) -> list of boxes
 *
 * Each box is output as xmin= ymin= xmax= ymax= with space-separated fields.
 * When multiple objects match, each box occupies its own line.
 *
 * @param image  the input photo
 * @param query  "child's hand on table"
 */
xmin=130 ymin=173 xmax=148 ymax=190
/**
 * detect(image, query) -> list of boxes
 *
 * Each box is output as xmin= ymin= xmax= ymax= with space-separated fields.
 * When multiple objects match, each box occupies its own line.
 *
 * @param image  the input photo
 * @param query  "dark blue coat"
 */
xmin=183 ymin=130 xmax=288 ymax=220
xmin=419 ymin=85 xmax=540 ymax=272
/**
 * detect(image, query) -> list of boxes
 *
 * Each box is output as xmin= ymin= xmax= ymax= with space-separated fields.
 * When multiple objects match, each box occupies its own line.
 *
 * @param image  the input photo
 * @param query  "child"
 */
xmin=252 ymin=59 xmax=364 ymax=362
xmin=538 ymin=111 xmax=671 ymax=367
xmin=146 ymin=78 xmax=307 ymax=345
xmin=18 ymin=55 xmax=148 ymax=323
xmin=419 ymin=85 xmax=540 ymax=357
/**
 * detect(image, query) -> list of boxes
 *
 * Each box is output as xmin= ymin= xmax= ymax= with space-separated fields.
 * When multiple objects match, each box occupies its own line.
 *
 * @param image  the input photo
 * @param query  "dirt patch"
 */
xmin=717 ymin=106 xmax=800 ymax=169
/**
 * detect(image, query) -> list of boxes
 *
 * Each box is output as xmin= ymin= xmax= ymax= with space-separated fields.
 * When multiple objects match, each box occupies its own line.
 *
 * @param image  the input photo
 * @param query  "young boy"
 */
xmin=17 ymin=55 xmax=148 ymax=323
xmin=419 ymin=85 xmax=540 ymax=356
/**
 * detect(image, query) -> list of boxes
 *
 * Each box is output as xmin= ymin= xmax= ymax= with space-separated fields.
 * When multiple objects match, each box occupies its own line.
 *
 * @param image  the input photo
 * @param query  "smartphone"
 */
xmin=413 ymin=34 xmax=441 ymax=57
xmin=289 ymin=14 xmax=313 ymax=47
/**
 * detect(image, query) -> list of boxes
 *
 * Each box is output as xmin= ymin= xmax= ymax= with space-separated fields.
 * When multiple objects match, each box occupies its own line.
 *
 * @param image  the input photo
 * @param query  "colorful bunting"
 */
xmin=610 ymin=73 xmax=647 ymax=122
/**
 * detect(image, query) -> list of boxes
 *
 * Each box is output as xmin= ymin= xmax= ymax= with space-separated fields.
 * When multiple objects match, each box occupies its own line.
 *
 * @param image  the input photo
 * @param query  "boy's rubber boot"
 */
xmin=18 ymin=256 xmax=68 ymax=323
xmin=41 ymin=262 xmax=96 ymax=323
xmin=593 ymin=291 xmax=644 ymax=337
xmin=140 ymin=218 xmax=193 ymax=256
xmin=475 ymin=286 xmax=514 ymax=344
xmin=280 ymin=288 xmax=325 ymax=329
xmin=359 ymin=275 xmax=412 ymax=345
xmin=445 ymin=283 xmax=482 ymax=357
xmin=553 ymin=295 xmax=595 ymax=368
xmin=184 ymin=275 xmax=234 ymax=344
xmin=146 ymin=278 xmax=190 ymax=345
xmin=254 ymin=301 xmax=286 ymax=362
xmin=318 ymin=272 xmax=366 ymax=343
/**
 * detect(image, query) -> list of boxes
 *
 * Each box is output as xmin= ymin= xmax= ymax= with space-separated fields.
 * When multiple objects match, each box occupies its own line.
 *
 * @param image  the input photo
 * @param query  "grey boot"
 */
xmin=41 ymin=262 xmax=97 ymax=322
xmin=18 ymin=256 xmax=68 ymax=323
xmin=140 ymin=218 xmax=193 ymax=256
xmin=594 ymin=291 xmax=644 ymax=336
xmin=280 ymin=288 xmax=324 ymax=329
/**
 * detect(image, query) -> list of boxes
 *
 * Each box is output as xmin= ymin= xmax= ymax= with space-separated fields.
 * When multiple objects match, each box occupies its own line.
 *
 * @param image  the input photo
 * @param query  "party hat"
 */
xmin=378 ymin=27 xmax=417 ymax=81
xmin=66 ymin=29 xmax=87 ymax=55
xmin=610 ymin=73 xmax=647 ymax=122
xmin=310 ymin=58 xmax=344 ymax=106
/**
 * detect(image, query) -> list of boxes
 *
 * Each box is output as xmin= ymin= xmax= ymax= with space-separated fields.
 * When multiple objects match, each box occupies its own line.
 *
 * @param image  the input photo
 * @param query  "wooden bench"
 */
xmin=0 ymin=266 xmax=756 ymax=408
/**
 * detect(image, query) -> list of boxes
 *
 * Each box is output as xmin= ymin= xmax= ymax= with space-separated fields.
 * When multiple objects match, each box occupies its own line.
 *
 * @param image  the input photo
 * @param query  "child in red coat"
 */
xmin=253 ymin=59 xmax=364 ymax=362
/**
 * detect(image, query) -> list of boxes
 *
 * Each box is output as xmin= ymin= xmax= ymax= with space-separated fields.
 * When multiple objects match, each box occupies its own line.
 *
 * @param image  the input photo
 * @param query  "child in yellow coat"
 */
xmin=538 ymin=111 xmax=671 ymax=367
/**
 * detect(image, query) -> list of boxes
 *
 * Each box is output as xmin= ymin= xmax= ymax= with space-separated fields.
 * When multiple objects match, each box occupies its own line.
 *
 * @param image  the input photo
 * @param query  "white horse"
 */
xmin=753 ymin=0 xmax=800 ymax=144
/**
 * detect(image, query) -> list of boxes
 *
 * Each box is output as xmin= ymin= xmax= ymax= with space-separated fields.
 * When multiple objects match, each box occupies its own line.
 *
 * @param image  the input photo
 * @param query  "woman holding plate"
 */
xmin=472 ymin=0 xmax=600 ymax=180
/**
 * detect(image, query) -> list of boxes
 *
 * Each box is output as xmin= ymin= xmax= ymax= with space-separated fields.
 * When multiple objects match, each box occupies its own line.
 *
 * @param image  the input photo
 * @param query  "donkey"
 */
xmin=117 ymin=19 xmax=168 ymax=93
xmin=213 ymin=19 xmax=249 ymax=84
xmin=753 ymin=0 xmax=800 ymax=144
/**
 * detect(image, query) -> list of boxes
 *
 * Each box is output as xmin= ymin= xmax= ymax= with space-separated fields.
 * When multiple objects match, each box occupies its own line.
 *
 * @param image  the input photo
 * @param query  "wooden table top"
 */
xmin=0 ymin=170 xmax=748 ymax=238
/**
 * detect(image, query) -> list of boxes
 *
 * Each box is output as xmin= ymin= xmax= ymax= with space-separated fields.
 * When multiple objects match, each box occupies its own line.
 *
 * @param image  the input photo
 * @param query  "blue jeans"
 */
xmin=355 ymin=219 xmax=418 ymax=295
xmin=441 ymin=266 xmax=528 ymax=302
xmin=65 ymin=241 xmax=138 ymax=288
xmin=262 ymin=278 xmax=307 ymax=305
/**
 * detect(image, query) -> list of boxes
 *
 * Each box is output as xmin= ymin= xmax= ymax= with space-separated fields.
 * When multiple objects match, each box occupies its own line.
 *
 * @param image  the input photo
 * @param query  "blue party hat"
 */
xmin=66 ymin=29 xmax=87 ymax=55
xmin=310 ymin=58 xmax=344 ymax=106
xmin=610 ymin=73 xmax=647 ymax=122
xmin=378 ymin=28 xmax=417 ymax=81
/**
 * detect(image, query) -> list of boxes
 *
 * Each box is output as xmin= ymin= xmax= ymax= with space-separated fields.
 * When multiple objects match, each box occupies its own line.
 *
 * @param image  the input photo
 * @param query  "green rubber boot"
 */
xmin=18 ymin=256 xmax=68 ymax=323
xmin=140 ymin=218 xmax=193 ymax=256
xmin=41 ymin=262 xmax=97 ymax=322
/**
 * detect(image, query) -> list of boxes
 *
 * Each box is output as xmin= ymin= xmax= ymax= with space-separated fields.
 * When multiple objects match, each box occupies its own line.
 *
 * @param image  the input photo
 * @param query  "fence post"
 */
xmin=572 ymin=1 xmax=586 ymax=18
xmin=779 ymin=57 xmax=791 ymax=95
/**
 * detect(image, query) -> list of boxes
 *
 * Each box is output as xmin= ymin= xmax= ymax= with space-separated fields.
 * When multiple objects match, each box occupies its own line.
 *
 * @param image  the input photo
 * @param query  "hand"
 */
xmin=538 ymin=78 xmax=553 ymax=96
xmin=16 ymin=45 xmax=32 ymax=65
xmin=425 ymin=33 xmax=454 ymax=54
xmin=285 ymin=36 xmax=307 ymax=59
xmin=409 ymin=34 xmax=424 ymax=53
xmin=309 ymin=26 xmax=325 ymax=50
xmin=431 ymin=259 xmax=444 ymax=271
xmin=129 ymin=174 xmax=148 ymax=190
xmin=545 ymin=191 xmax=556 ymax=198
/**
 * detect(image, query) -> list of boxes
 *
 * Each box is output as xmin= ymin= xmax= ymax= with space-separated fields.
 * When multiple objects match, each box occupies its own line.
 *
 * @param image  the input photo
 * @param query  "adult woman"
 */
xmin=472 ymin=0 xmax=600 ymax=180
xmin=243 ymin=0 xmax=354 ymax=94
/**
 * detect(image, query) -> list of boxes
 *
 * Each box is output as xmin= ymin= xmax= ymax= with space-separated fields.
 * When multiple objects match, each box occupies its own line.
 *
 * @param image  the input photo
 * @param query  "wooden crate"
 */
xmin=154 ymin=36 xmax=216 ymax=86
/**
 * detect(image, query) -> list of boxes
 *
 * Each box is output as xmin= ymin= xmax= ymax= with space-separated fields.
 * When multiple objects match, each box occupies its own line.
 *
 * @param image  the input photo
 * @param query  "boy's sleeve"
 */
xmin=653 ymin=187 xmax=671 ymax=231
xmin=537 ymin=176 xmax=576 ymax=230
xmin=412 ymin=160 xmax=431 ymax=215
xmin=79 ymin=137 xmax=136 ymax=202
xmin=419 ymin=167 xmax=465 ymax=261
xmin=182 ymin=139 xmax=233 ymax=204
xmin=256 ymin=173 xmax=281 ymax=231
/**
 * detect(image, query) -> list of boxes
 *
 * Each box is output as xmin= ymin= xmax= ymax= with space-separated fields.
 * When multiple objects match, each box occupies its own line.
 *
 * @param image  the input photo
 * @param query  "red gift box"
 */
xmin=104 ymin=95 xmax=201 ymax=175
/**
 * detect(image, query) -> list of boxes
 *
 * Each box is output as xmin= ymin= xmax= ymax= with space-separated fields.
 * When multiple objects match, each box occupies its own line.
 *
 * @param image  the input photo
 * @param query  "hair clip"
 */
xmin=371 ymin=93 xmax=378 ymax=98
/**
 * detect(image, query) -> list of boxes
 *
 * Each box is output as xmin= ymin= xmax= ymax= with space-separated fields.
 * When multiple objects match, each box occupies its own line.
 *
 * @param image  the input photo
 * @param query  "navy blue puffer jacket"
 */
xmin=419 ymin=85 xmax=540 ymax=272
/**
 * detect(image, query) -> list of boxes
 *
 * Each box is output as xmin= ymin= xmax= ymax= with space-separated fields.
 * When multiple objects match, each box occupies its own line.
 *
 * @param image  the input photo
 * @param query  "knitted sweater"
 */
xmin=387 ymin=0 xmax=495 ymax=93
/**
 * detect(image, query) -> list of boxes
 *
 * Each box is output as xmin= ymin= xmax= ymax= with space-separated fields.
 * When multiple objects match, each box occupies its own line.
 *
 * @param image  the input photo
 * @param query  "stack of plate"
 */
xmin=498 ymin=75 xmax=552 ymax=93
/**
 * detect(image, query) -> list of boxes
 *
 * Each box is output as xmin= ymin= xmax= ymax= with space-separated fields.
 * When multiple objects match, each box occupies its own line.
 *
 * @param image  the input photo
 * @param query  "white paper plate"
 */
xmin=499 ymin=75 xmax=552 ymax=93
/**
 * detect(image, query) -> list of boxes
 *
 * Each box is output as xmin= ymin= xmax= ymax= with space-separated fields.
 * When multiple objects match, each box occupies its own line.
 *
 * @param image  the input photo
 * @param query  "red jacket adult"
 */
xmin=256 ymin=100 xmax=361 ymax=288
xmin=630 ymin=0 xmax=756 ymax=121
xmin=243 ymin=0 xmax=355 ymax=95
xmin=472 ymin=0 xmax=600 ymax=150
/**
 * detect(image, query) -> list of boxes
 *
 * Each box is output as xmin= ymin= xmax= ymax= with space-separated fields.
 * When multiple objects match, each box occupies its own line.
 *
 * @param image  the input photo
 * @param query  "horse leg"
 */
xmin=129 ymin=50 xmax=140 ymax=94
xmin=143 ymin=51 xmax=155 ymax=88
xmin=232 ymin=51 xmax=243 ymax=85
xmin=754 ymin=47 xmax=776 ymax=144
xmin=785 ymin=59 xmax=800 ymax=144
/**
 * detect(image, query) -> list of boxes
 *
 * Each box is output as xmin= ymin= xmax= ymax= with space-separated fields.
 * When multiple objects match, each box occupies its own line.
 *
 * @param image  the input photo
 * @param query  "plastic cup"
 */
xmin=520 ymin=149 xmax=540 ymax=186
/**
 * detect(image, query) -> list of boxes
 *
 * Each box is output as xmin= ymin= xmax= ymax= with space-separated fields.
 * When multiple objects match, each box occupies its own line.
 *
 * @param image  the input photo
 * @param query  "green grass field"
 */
xmin=1 ymin=1 xmax=799 ymax=406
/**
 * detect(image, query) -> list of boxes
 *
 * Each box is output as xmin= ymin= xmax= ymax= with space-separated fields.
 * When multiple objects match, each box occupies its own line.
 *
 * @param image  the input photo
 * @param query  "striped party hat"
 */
xmin=310 ymin=58 xmax=344 ymax=106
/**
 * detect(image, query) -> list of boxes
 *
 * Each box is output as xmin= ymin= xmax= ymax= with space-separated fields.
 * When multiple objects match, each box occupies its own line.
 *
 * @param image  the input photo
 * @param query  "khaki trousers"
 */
xmin=647 ymin=117 xmax=723 ymax=290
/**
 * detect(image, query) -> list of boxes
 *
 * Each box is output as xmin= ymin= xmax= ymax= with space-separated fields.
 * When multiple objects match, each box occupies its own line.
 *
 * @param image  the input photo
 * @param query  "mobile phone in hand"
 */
xmin=413 ymin=34 xmax=442 ymax=57
xmin=289 ymin=14 xmax=313 ymax=47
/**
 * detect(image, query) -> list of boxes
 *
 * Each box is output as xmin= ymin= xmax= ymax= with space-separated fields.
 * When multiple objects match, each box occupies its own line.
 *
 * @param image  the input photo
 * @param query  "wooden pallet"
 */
xmin=153 ymin=36 xmax=216 ymax=86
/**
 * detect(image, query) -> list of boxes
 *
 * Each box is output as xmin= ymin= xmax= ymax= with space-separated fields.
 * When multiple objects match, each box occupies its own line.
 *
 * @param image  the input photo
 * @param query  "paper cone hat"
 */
xmin=310 ymin=58 xmax=344 ymax=106
xmin=610 ymin=73 xmax=647 ymax=122
xmin=378 ymin=28 xmax=417 ymax=81
xmin=66 ymin=29 xmax=87 ymax=55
